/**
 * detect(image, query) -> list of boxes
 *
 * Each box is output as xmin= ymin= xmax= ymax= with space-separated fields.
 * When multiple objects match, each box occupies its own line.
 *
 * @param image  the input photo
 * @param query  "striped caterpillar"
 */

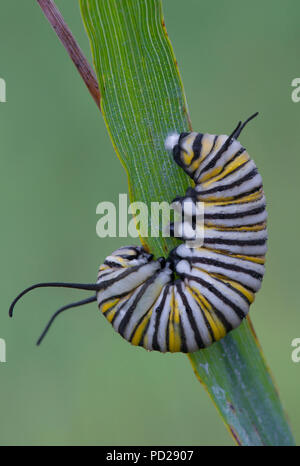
xmin=9 ymin=113 xmax=267 ymax=353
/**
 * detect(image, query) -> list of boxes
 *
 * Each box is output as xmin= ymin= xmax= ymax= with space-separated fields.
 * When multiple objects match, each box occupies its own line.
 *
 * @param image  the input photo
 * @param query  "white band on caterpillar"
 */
xmin=165 ymin=132 xmax=180 ymax=151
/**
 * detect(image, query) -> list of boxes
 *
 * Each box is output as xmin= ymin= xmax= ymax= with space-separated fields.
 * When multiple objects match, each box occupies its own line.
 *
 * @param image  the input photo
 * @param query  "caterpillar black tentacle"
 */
xmin=36 ymin=296 xmax=97 ymax=346
xmin=9 ymin=114 xmax=267 ymax=352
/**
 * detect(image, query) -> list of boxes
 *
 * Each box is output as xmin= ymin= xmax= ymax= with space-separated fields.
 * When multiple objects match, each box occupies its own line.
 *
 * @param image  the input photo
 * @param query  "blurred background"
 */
xmin=1 ymin=0 xmax=300 ymax=446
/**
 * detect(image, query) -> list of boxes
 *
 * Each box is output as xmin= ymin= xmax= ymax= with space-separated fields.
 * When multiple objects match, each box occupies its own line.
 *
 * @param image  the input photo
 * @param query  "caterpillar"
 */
xmin=9 ymin=113 xmax=267 ymax=353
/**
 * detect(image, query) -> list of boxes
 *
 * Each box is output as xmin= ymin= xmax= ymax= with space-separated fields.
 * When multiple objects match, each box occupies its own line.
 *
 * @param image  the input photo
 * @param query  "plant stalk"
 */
xmin=36 ymin=0 xmax=100 ymax=108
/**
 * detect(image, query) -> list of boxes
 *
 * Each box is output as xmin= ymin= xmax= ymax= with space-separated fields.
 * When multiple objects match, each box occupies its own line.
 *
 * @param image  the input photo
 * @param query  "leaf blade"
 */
xmin=80 ymin=0 xmax=191 ymax=256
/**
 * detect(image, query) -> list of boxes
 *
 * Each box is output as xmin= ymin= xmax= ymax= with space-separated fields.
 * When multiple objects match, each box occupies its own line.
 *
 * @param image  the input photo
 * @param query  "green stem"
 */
xmin=189 ymin=318 xmax=294 ymax=445
xmin=36 ymin=0 xmax=100 ymax=108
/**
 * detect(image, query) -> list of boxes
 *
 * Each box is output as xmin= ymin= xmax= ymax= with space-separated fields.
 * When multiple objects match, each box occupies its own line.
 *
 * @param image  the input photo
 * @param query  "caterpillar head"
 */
xmin=8 ymin=246 xmax=166 ymax=347
xmin=165 ymin=131 xmax=200 ymax=177
xmin=99 ymin=245 xmax=153 ymax=271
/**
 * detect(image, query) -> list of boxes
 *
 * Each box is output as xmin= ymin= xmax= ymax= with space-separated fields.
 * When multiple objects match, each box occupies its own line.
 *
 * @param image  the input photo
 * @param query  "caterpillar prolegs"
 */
xmin=9 ymin=113 xmax=267 ymax=353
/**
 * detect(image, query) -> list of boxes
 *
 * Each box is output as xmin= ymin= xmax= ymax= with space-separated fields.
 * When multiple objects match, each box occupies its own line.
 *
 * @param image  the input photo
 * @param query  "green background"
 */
xmin=1 ymin=0 xmax=299 ymax=446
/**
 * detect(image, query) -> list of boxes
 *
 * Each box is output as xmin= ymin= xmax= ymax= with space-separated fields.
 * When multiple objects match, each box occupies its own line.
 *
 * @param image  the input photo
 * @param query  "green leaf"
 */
xmin=80 ymin=0 xmax=295 ymax=445
xmin=80 ymin=0 xmax=191 ymax=257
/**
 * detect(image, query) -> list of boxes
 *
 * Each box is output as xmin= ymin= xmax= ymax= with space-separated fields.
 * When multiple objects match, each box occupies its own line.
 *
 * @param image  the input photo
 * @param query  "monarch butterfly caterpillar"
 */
xmin=9 ymin=113 xmax=267 ymax=353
